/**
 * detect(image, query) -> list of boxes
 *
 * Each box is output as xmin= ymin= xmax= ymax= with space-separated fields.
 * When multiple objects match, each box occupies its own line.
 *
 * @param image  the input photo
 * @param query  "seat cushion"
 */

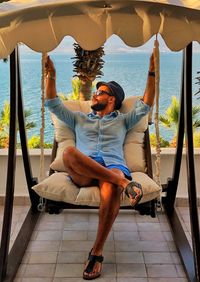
xmin=32 ymin=171 xmax=161 ymax=206
xmin=50 ymin=96 xmax=148 ymax=173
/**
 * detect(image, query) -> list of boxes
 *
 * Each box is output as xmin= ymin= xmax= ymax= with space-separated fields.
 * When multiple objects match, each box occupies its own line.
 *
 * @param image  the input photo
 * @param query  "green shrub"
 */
xmin=0 ymin=136 xmax=9 ymax=148
xmin=150 ymin=133 xmax=170 ymax=148
xmin=193 ymin=132 xmax=200 ymax=147
xmin=28 ymin=136 xmax=52 ymax=149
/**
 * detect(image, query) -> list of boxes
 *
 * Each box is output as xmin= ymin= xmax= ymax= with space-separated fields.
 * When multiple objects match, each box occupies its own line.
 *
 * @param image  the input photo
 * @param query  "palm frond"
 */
xmin=193 ymin=119 xmax=200 ymax=129
xmin=72 ymin=43 xmax=105 ymax=79
xmin=192 ymin=106 xmax=200 ymax=116
xmin=159 ymin=115 xmax=171 ymax=128
xmin=25 ymin=121 xmax=37 ymax=130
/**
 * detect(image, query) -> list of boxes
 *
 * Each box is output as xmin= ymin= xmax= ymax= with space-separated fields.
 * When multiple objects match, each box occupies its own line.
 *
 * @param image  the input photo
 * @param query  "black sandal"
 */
xmin=83 ymin=250 xmax=104 ymax=280
xmin=125 ymin=181 xmax=143 ymax=208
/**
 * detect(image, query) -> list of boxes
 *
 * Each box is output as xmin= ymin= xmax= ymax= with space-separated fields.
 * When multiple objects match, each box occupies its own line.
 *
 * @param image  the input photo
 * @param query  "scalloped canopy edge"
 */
xmin=0 ymin=0 xmax=200 ymax=58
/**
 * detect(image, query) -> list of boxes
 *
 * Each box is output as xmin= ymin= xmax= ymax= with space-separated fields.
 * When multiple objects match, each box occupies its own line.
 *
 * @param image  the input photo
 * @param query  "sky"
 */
xmin=20 ymin=34 xmax=200 ymax=54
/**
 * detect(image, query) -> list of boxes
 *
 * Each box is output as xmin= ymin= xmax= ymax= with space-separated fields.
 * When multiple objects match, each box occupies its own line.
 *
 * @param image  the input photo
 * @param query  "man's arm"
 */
xmin=142 ymin=53 xmax=155 ymax=107
xmin=45 ymin=55 xmax=57 ymax=99
xmin=44 ymin=55 xmax=76 ymax=130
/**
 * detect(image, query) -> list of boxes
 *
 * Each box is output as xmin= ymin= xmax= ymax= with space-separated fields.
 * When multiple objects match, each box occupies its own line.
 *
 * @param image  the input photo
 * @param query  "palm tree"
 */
xmin=0 ymin=101 xmax=36 ymax=148
xmin=72 ymin=43 xmax=105 ymax=101
xmin=159 ymin=96 xmax=200 ymax=146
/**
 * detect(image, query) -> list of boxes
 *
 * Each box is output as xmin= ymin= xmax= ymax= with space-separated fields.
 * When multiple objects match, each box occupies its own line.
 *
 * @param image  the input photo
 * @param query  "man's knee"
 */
xmin=63 ymin=146 xmax=78 ymax=167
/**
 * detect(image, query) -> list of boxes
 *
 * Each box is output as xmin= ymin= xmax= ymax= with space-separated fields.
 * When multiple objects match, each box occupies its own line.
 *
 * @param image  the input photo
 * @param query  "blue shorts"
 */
xmin=90 ymin=156 xmax=132 ymax=180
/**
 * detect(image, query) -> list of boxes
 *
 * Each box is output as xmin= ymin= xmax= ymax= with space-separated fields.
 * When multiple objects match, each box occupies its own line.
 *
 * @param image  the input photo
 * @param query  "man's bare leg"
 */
xmin=63 ymin=146 xmax=129 ymax=189
xmin=83 ymin=169 xmax=123 ymax=279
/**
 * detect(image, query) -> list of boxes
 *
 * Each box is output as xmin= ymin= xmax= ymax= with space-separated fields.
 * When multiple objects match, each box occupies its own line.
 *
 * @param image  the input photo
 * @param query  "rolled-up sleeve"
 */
xmin=45 ymin=97 xmax=75 ymax=130
xmin=124 ymin=99 xmax=150 ymax=130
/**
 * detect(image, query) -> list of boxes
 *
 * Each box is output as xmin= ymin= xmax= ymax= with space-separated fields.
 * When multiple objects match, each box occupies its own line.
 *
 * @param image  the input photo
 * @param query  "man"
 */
xmin=45 ymin=53 xmax=155 ymax=280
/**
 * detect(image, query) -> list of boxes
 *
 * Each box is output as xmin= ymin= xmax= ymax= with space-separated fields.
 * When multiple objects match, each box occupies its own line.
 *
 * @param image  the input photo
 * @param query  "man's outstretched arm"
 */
xmin=45 ymin=55 xmax=57 ymax=100
xmin=142 ymin=53 xmax=156 ymax=107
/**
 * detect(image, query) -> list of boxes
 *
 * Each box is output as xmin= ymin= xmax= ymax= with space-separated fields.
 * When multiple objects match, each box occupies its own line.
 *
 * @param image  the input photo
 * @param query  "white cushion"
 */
xmin=32 ymin=172 xmax=79 ymax=203
xmin=32 ymin=171 xmax=161 ymax=207
xmin=50 ymin=96 xmax=148 ymax=173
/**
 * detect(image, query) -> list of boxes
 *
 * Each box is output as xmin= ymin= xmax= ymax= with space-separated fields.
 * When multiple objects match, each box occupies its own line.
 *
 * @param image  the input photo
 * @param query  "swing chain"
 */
xmin=156 ymin=198 xmax=163 ymax=213
xmin=37 ymin=197 xmax=46 ymax=212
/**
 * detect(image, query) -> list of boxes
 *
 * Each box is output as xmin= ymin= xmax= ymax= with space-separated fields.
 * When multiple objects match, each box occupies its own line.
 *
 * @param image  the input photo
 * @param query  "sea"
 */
xmin=1 ymin=50 xmax=200 ymax=144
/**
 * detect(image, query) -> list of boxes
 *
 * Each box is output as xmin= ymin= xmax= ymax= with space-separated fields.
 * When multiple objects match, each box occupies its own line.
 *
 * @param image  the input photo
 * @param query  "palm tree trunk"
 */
xmin=79 ymin=80 xmax=93 ymax=101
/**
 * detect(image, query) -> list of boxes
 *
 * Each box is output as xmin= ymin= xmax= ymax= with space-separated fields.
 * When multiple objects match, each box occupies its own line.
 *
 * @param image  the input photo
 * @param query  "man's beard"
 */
xmin=91 ymin=101 xmax=107 ymax=112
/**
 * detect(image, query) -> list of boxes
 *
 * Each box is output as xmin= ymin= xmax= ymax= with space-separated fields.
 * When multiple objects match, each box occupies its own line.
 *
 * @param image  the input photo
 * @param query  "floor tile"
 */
xmin=163 ymin=231 xmax=174 ymax=242
xmin=146 ymin=264 xmax=178 ymax=278
xmin=170 ymin=252 xmax=182 ymax=264
xmin=117 ymin=263 xmax=147 ymax=277
xmin=117 ymin=278 xmax=147 ymax=282
xmin=143 ymin=252 xmax=172 ymax=264
xmin=114 ymin=231 xmax=139 ymax=241
xmin=60 ymin=240 xmax=114 ymax=252
xmin=63 ymin=222 xmax=89 ymax=231
xmin=100 ymin=264 xmax=117 ymax=277
xmin=159 ymin=222 xmax=171 ymax=231
xmin=167 ymin=241 xmax=177 ymax=252
xmin=175 ymin=264 xmax=187 ymax=278
xmin=116 ymin=252 xmax=144 ymax=263
xmin=39 ymin=213 xmax=65 ymax=223
xmin=54 ymin=278 xmax=116 ymax=282
xmin=139 ymin=231 xmax=165 ymax=241
xmin=148 ymin=279 xmax=188 ymax=282
xmin=64 ymin=213 xmax=89 ymax=223
xmin=135 ymin=214 xmax=159 ymax=223
xmin=27 ymin=240 xmax=60 ymax=252
xmin=15 ymin=264 xmax=27 ymax=278
xmin=115 ymin=212 xmax=137 ymax=223
xmin=27 ymin=252 xmax=58 ymax=264
xmin=62 ymin=230 xmax=87 ymax=240
xmin=55 ymin=263 xmax=84 ymax=277
xmin=36 ymin=230 xmax=62 ymax=240
xmin=36 ymin=221 xmax=64 ymax=231
xmin=137 ymin=223 xmax=161 ymax=231
xmin=19 ymin=279 xmax=52 ymax=282
xmin=57 ymin=251 xmax=86 ymax=263
xmin=88 ymin=231 xmax=114 ymax=241
xmin=60 ymin=240 xmax=93 ymax=252
xmin=23 ymin=264 xmax=55 ymax=278
xmin=115 ymin=241 xmax=169 ymax=252
xmin=113 ymin=222 xmax=138 ymax=231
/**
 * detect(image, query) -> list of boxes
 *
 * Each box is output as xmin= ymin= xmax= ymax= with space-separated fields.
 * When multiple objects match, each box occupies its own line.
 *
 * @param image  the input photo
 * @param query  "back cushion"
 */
xmin=50 ymin=96 xmax=148 ymax=173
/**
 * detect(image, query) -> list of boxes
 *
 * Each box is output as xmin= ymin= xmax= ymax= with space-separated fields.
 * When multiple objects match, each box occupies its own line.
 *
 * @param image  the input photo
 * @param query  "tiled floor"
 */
xmin=0 ymin=205 xmax=193 ymax=282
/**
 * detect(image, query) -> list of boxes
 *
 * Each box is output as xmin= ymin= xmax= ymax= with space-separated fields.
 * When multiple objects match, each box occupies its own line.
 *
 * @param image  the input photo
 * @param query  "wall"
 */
xmin=0 ymin=148 xmax=200 ymax=203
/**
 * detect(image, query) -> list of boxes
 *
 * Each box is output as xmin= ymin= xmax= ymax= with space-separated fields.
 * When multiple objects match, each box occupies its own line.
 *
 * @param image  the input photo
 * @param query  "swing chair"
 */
xmin=36 ymin=95 xmax=160 ymax=216
xmin=32 ymin=40 xmax=162 ymax=216
xmin=0 ymin=1 xmax=200 ymax=281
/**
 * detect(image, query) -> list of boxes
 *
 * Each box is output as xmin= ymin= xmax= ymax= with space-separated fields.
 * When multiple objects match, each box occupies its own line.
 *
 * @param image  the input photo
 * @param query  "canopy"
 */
xmin=0 ymin=0 xmax=200 ymax=58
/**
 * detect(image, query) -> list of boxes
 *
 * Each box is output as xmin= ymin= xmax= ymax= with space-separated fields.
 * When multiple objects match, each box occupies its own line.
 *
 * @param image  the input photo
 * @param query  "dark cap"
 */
xmin=96 ymin=81 xmax=125 ymax=110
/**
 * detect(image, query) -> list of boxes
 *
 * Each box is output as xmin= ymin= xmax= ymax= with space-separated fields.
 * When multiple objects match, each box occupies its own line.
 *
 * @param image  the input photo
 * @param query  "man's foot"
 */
xmin=83 ymin=250 xmax=104 ymax=280
xmin=125 ymin=181 xmax=143 ymax=207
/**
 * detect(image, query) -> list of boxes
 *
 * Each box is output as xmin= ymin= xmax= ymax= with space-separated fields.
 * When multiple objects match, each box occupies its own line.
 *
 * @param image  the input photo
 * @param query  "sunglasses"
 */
xmin=93 ymin=90 xmax=113 ymax=96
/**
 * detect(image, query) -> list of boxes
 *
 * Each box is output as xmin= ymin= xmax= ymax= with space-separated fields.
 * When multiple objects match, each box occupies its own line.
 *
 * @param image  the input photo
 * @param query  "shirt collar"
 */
xmin=88 ymin=111 xmax=119 ymax=118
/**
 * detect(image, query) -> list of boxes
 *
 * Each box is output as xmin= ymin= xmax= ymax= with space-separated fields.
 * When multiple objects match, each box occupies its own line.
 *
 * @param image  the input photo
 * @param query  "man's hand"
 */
xmin=45 ymin=55 xmax=56 ymax=78
xmin=45 ymin=55 xmax=57 ymax=99
xmin=142 ymin=53 xmax=156 ymax=107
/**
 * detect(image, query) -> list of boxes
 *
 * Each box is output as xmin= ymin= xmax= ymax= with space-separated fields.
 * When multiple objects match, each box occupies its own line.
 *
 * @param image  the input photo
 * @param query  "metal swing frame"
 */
xmin=0 ymin=43 xmax=200 ymax=282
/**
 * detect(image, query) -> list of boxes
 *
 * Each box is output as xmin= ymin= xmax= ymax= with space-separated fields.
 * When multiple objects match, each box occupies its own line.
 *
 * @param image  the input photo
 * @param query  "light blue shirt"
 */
xmin=45 ymin=97 xmax=150 ymax=167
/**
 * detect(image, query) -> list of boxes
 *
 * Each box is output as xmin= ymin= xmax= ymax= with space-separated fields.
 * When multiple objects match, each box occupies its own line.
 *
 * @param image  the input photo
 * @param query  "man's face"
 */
xmin=91 ymin=85 xmax=112 ymax=111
